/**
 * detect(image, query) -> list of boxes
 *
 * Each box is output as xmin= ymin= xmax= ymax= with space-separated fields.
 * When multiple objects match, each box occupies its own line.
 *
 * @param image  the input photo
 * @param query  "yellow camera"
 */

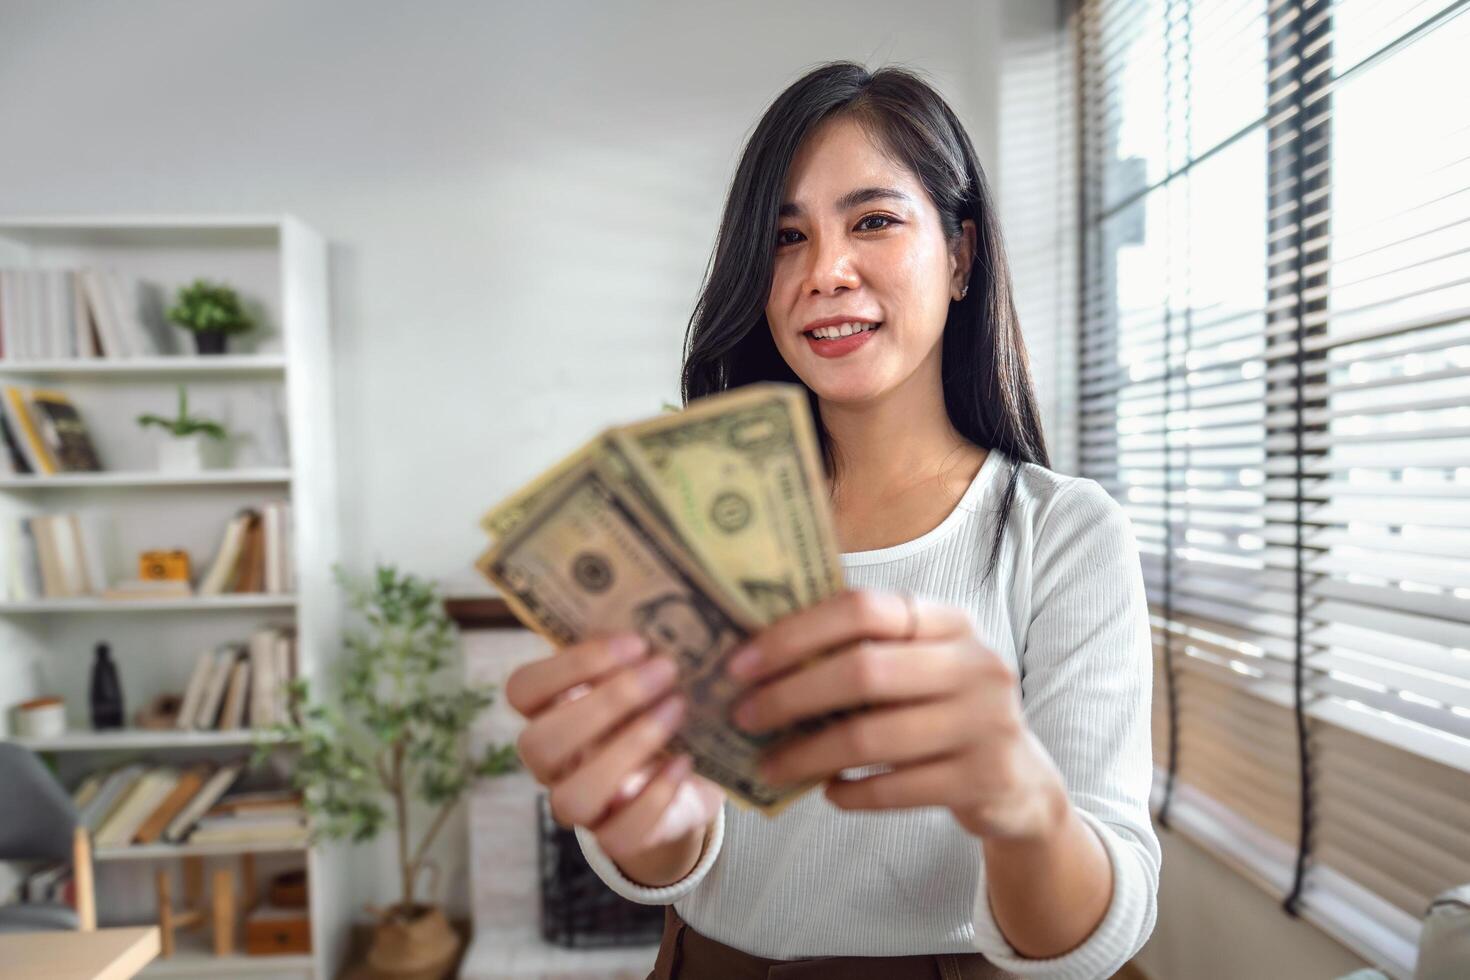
xmin=139 ymin=550 xmax=191 ymax=582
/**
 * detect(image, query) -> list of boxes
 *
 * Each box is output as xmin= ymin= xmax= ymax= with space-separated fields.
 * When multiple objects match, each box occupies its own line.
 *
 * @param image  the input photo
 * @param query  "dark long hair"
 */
xmin=680 ymin=61 xmax=1050 ymax=584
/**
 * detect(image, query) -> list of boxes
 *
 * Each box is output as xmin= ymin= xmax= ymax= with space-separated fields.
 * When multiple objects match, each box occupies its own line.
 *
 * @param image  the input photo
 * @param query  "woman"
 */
xmin=504 ymin=62 xmax=1160 ymax=979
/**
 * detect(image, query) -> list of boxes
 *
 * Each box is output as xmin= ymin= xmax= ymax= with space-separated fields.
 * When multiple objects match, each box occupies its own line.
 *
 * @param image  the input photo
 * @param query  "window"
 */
xmin=1076 ymin=1 xmax=1470 ymax=973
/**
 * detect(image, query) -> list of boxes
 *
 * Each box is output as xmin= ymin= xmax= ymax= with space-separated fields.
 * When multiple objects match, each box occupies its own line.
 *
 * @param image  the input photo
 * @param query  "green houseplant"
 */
xmin=259 ymin=564 xmax=520 ymax=978
xmin=167 ymin=278 xmax=255 ymax=355
xmin=136 ymin=385 xmax=229 ymax=472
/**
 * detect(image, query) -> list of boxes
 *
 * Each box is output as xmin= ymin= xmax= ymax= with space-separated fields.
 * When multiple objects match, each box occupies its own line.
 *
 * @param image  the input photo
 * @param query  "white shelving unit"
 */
xmin=0 ymin=214 xmax=347 ymax=979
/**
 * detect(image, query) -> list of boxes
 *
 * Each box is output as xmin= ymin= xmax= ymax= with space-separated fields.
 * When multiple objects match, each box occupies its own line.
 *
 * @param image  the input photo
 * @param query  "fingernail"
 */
xmin=637 ymin=656 xmax=677 ymax=692
xmin=608 ymin=632 xmax=649 ymax=663
xmin=726 ymin=645 xmax=761 ymax=679
xmin=651 ymin=693 xmax=685 ymax=729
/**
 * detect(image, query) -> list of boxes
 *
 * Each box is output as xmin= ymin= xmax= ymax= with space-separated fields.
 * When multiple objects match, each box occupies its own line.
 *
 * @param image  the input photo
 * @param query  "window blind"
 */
xmin=1076 ymin=0 xmax=1470 ymax=971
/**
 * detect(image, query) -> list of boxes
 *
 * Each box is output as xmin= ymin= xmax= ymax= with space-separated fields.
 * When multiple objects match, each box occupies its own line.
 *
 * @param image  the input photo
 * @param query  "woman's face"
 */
xmin=765 ymin=115 xmax=974 ymax=405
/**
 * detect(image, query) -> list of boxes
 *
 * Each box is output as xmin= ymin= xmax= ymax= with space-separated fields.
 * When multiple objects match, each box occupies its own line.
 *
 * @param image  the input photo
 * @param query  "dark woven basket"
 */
xmin=536 ymin=792 xmax=665 ymax=948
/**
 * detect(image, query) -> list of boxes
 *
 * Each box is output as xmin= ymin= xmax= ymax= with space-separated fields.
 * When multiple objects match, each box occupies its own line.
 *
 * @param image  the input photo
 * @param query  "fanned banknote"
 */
xmin=476 ymin=454 xmax=821 ymax=814
xmin=476 ymin=382 xmax=849 ymax=815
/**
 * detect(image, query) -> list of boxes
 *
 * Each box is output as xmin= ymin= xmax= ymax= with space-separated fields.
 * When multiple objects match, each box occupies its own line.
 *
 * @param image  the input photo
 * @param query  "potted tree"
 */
xmin=167 ymin=278 xmax=255 ymax=355
xmin=259 ymin=565 xmax=520 ymax=979
xmin=136 ymin=386 xmax=229 ymax=472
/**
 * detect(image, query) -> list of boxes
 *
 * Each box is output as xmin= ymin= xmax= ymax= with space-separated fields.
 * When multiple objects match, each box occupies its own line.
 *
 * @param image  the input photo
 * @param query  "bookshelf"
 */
xmin=0 ymin=214 xmax=347 ymax=979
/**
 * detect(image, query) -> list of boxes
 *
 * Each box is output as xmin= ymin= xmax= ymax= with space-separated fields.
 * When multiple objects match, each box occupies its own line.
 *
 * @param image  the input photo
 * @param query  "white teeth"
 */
xmin=810 ymin=321 xmax=879 ymax=339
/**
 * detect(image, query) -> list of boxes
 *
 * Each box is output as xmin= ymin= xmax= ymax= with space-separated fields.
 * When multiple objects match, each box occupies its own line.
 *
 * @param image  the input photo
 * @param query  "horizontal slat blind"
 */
xmin=1078 ymin=0 xmax=1470 ymax=963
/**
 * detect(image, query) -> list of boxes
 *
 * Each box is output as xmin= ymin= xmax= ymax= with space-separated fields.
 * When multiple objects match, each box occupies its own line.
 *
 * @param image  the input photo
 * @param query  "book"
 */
xmin=79 ymin=269 xmax=126 ymax=358
xmin=192 ymin=647 xmax=238 ymax=729
xmin=176 ymin=650 xmax=217 ymax=730
xmin=219 ymin=658 xmax=251 ymax=729
xmin=1 ymin=386 xmax=57 ymax=474
xmin=102 ymin=579 xmax=192 ymax=600
xmin=79 ymin=764 xmax=146 ymax=833
xmin=102 ymin=271 xmax=158 ymax=357
xmin=30 ymin=516 xmax=66 ymax=597
xmin=72 ymin=512 xmax=110 ymax=595
xmin=199 ymin=511 xmax=253 ymax=596
xmin=0 ymin=412 xmax=30 ymax=474
xmin=71 ymin=771 xmax=107 ymax=811
xmin=134 ymin=765 xmax=211 ymax=845
xmin=0 ymin=269 xmax=19 ymax=360
xmin=8 ymin=518 xmax=42 ymax=600
xmin=248 ymin=628 xmax=280 ymax=727
xmin=73 ymin=270 xmax=100 ymax=359
xmin=28 ymin=390 xmax=102 ymax=472
xmin=0 ymin=518 xmax=34 ymax=601
xmin=48 ymin=512 xmax=89 ymax=596
xmin=188 ymin=812 xmax=306 ymax=846
xmin=95 ymin=767 xmax=181 ymax=848
xmin=274 ymin=629 xmax=296 ymax=724
xmin=206 ymin=790 xmax=302 ymax=815
xmin=233 ymin=511 xmax=265 ymax=593
xmin=263 ymin=502 xmax=283 ymax=593
xmin=163 ymin=760 xmax=244 ymax=843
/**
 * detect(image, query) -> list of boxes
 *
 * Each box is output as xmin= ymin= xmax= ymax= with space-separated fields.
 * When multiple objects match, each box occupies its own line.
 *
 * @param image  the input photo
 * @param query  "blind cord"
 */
xmin=1280 ymin=0 xmax=1324 ymax=918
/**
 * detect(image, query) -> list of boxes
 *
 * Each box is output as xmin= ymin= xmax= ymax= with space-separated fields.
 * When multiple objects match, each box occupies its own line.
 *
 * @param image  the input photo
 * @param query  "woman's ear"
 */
xmin=952 ymin=218 xmax=978 ymax=299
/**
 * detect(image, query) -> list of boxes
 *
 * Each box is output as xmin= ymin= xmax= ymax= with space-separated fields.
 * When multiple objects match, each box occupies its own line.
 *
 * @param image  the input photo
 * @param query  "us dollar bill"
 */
xmin=481 ymin=431 xmax=768 ymax=624
xmin=475 ymin=454 xmax=819 ymax=815
xmin=611 ymin=383 xmax=844 ymax=625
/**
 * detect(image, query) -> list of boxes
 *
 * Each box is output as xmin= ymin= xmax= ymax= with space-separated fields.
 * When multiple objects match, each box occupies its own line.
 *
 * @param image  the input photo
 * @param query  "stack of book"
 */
xmin=188 ymin=790 xmax=306 ymax=846
xmin=1 ymin=385 xmax=103 ymax=475
xmin=72 ymin=761 xmax=305 ymax=849
xmin=176 ymin=626 xmax=298 ymax=731
xmin=198 ymin=503 xmax=295 ymax=595
xmin=17 ymin=862 xmax=77 ymax=909
xmin=0 ymin=510 xmax=111 ymax=600
xmin=0 ymin=267 xmax=164 ymax=360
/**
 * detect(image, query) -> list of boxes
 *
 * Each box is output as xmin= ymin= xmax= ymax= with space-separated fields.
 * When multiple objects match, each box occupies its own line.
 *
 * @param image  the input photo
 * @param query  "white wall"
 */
xmin=0 ymin=0 xmax=1004 ymax=919
xmin=0 ymin=0 xmax=1003 ymax=592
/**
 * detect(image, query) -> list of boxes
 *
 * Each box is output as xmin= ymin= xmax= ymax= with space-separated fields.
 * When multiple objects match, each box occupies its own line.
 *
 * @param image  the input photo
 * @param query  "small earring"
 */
xmin=958 ymin=283 xmax=969 ymax=300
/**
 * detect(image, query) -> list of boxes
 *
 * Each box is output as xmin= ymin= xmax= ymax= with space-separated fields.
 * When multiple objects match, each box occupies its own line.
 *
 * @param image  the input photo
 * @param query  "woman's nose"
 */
xmin=801 ymin=233 xmax=861 ymax=295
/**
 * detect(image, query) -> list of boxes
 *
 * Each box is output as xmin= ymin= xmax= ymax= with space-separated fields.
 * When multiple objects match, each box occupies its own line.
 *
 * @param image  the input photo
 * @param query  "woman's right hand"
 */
xmin=505 ymin=631 xmax=726 ymax=874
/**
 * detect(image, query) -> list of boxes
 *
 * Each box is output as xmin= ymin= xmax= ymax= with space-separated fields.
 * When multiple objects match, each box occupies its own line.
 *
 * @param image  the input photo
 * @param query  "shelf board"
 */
xmin=0 ymin=355 xmax=286 ymax=379
xmin=0 ymin=468 xmax=291 ymax=489
xmin=143 ymin=947 xmax=313 ymax=978
xmin=95 ymin=839 xmax=310 ymax=862
xmin=7 ymin=728 xmax=292 ymax=752
xmin=0 ymin=595 xmax=296 ymax=614
xmin=143 ymin=950 xmax=313 ymax=978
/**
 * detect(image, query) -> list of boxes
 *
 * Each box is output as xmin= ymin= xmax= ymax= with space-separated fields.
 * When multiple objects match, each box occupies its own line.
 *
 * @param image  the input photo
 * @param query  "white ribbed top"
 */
xmin=575 ymin=450 xmax=1160 ymax=979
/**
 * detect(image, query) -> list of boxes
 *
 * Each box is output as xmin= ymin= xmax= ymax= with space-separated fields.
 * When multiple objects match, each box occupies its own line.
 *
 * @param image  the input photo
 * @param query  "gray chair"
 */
xmin=0 ymin=743 xmax=95 ymax=933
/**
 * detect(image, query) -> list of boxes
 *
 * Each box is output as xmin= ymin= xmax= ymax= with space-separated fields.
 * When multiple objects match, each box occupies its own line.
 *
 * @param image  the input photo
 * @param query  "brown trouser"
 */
xmin=648 ymin=905 xmax=1020 ymax=980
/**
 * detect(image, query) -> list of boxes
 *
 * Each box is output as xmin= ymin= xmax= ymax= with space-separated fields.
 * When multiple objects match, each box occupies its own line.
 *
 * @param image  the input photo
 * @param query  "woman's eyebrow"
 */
xmin=779 ymin=186 xmax=913 ymax=218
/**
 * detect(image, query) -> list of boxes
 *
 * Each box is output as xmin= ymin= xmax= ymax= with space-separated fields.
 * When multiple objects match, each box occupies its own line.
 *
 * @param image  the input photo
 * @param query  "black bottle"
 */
xmin=89 ymin=642 xmax=124 ymax=729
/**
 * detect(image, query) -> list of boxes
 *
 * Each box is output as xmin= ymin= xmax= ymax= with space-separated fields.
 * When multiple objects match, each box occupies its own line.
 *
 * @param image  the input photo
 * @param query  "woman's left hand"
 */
xmin=726 ymin=588 xmax=1071 ymax=842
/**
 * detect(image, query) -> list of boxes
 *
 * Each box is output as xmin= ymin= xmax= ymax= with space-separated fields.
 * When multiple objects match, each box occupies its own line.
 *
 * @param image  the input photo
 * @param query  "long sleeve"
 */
xmin=969 ymin=478 xmax=1162 ymax=978
xmin=573 ymin=803 xmax=725 ymax=905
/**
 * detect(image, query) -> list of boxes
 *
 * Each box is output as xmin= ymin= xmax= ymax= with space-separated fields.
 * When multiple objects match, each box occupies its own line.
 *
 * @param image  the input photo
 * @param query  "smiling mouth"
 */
xmin=802 ymin=321 xmax=883 ymax=340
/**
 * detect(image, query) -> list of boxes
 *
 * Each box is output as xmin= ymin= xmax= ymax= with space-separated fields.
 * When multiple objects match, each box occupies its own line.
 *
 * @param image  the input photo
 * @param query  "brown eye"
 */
xmin=777 ymin=228 xmax=803 ymax=246
xmin=857 ymin=214 xmax=896 ymax=231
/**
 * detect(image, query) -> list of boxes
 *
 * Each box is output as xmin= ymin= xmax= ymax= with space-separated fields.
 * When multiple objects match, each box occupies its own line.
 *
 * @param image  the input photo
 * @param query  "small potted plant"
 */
xmin=136 ymin=385 xmax=229 ymax=472
xmin=167 ymin=278 xmax=254 ymax=355
xmin=258 ymin=565 xmax=520 ymax=979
